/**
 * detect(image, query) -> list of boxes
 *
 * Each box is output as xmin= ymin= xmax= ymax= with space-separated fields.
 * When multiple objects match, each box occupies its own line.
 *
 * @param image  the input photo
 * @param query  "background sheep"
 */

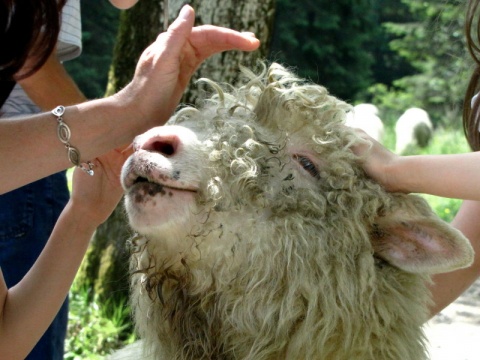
xmin=345 ymin=103 xmax=385 ymax=143
xmin=395 ymin=107 xmax=433 ymax=154
xmin=111 ymin=63 xmax=473 ymax=360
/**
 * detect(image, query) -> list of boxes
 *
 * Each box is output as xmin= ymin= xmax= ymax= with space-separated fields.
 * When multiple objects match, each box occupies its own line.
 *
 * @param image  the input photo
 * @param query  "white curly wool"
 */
xmin=110 ymin=64 xmax=473 ymax=360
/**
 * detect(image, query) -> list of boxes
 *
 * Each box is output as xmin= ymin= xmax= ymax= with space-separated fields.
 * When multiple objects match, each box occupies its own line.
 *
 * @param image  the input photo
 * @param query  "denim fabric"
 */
xmin=0 ymin=171 xmax=70 ymax=360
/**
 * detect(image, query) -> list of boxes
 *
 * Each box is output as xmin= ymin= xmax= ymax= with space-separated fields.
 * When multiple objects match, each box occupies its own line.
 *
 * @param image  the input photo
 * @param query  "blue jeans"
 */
xmin=0 ymin=172 xmax=70 ymax=360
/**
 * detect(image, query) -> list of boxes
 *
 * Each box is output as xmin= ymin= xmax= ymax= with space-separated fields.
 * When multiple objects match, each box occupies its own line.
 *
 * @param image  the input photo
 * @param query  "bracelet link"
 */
xmin=56 ymin=121 xmax=71 ymax=144
xmin=52 ymin=105 xmax=94 ymax=176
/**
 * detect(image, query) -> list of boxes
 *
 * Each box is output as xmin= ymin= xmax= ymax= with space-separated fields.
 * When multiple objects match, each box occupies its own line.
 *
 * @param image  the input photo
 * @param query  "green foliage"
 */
xmin=270 ymin=0 xmax=378 ymax=100
xmin=362 ymin=0 xmax=417 ymax=93
xmin=412 ymin=125 xmax=470 ymax=156
xmin=422 ymin=193 xmax=463 ymax=223
xmin=66 ymin=167 xmax=73 ymax=193
xmin=366 ymin=82 xmax=420 ymax=115
xmin=267 ymin=0 xmax=469 ymax=127
xmin=369 ymin=0 xmax=471 ymax=126
xmin=269 ymin=0 xmax=418 ymax=101
xmin=65 ymin=281 xmax=136 ymax=359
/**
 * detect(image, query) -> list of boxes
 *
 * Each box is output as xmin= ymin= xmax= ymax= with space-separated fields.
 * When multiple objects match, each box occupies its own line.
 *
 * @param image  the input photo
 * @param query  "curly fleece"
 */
xmin=124 ymin=63 xmax=470 ymax=360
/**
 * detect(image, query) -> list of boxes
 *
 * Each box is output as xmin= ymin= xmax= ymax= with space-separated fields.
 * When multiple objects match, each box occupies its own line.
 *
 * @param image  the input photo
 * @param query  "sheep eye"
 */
xmin=294 ymin=154 xmax=320 ymax=179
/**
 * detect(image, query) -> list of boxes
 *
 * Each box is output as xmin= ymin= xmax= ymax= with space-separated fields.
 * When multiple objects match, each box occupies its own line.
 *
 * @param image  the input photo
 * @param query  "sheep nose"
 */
xmin=137 ymin=134 xmax=179 ymax=157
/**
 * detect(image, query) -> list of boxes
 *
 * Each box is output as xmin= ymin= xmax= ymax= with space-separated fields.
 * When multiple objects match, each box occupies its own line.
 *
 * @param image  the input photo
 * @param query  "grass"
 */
xmin=66 ymin=167 xmax=73 ymax=193
xmin=65 ymin=280 xmax=136 ymax=359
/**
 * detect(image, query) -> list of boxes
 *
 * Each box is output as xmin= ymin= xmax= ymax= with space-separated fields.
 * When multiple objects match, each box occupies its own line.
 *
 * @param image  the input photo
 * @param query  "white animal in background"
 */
xmin=395 ymin=107 xmax=433 ymax=154
xmin=345 ymin=103 xmax=385 ymax=143
xmin=109 ymin=64 xmax=473 ymax=360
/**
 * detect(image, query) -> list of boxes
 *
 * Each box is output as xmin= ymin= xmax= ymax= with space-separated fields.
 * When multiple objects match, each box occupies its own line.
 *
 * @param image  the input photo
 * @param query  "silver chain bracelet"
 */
xmin=52 ymin=105 xmax=94 ymax=176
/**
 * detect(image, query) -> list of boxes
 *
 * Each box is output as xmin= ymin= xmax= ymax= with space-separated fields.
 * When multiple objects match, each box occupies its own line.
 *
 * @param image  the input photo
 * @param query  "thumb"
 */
xmin=164 ymin=5 xmax=195 ymax=44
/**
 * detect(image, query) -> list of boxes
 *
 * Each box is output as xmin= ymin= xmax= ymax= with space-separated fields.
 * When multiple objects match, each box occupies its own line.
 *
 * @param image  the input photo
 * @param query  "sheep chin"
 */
xmin=124 ymin=186 xmax=196 ymax=235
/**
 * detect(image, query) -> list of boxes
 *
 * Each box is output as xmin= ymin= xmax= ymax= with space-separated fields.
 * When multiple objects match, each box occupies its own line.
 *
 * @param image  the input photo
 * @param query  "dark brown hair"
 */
xmin=463 ymin=0 xmax=480 ymax=150
xmin=0 ymin=0 xmax=66 ymax=81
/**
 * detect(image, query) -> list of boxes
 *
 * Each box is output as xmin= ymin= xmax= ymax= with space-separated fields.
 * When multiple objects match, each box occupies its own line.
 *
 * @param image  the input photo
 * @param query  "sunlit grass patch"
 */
xmin=65 ymin=280 xmax=136 ymax=359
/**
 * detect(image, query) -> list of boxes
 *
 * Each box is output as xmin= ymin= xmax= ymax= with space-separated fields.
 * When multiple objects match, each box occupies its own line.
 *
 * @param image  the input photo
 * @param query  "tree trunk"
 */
xmin=77 ymin=0 xmax=276 ymax=306
xmin=183 ymin=0 xmax=275 ymax=102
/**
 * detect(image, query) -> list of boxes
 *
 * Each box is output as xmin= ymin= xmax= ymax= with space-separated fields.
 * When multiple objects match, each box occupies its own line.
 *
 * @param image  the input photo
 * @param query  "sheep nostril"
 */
xmin=139 ymin=134 xmax=179 ymax=156
xmin=152 ymin=140 xmax=175 ymax=156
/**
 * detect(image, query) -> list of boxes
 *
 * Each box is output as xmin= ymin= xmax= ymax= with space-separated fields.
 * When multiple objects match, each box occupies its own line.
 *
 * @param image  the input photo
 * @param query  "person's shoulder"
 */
xmin=57 ymin=0 xmax=82 ymax=62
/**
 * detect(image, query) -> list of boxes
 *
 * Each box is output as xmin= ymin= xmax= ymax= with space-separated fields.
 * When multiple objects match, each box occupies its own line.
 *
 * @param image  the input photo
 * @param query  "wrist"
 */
xmin=388 ymin=156 xmax=420 ymax=194
xmin=73 ymin=96 xmax=142 ymax=154
xmin=110 ymin=85 xmax=155 ymax=134
xmin=62 ymin=200 xmax=104 ymax=233
xmin=380 ymin=156 xmax=405 ymax=193
xmin=115 ymin=77 xmax=176 ymax=131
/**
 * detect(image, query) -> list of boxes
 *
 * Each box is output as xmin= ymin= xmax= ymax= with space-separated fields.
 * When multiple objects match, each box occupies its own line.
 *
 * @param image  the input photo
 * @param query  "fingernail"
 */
xmin=179 ymin=5 xmax=191 ymax=20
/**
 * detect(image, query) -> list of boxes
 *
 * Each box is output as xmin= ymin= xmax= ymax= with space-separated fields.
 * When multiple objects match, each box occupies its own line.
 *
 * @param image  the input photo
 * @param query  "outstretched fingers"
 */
xmin=124 ymin=4 xmax=260 ymax=128
xmin=190 ymin=25 xmax=260 ymax=60
xmin=161 ymin=5 xmax=260 ymax=63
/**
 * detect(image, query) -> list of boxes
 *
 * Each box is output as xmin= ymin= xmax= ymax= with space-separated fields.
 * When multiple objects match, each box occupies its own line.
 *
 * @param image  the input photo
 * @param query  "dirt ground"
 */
xmin=425 ymin=278 xmax=480 ymax=360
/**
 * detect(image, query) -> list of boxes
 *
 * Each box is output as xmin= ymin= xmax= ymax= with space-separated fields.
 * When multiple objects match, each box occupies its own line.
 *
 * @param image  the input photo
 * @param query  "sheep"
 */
xmin=395 ymin=107 xmax=433 ymax=154
xmin=111 ymin=63 xmax=473 ymax=360
xmin=345 ymin=103 xmax=385 ymax=143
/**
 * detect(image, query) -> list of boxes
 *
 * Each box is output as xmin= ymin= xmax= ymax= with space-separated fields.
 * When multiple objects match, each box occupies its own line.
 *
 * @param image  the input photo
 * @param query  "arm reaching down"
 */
xmin=0 ymin=146 xmax=130 ymax=359
xmin=429 ymin=200 xmax=480 ymax=316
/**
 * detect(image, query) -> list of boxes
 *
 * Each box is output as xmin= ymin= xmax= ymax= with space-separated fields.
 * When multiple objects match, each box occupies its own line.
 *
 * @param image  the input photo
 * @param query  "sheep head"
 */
xmin=120 ymin=63 xmax=473 ymax=360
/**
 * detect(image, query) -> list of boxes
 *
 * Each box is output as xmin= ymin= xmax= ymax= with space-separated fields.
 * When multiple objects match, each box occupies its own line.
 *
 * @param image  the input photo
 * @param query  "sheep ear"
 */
xmin=371 ymin=196 xmax=473 ymax=274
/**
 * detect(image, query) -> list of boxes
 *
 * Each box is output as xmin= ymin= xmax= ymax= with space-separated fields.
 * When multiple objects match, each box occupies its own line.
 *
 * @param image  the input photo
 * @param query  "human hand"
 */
xmin=117 ymin=5 xmax=260 ymax=128
xmin=69 ymin=146 xmax=133 ymax=226
xmin=351 ymin=129 xmax=405 ymax=192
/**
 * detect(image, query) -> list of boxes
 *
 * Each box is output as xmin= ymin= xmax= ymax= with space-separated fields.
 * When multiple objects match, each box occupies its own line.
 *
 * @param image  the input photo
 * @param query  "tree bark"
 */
xmin=77 ymin=0 xmax=276 ymax=306
xmin=184 ymin=0 xmax=275 ymax=102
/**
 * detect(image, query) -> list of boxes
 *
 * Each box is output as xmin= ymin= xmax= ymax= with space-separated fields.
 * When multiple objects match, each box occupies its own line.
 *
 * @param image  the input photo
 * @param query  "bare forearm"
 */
xmin=0 ymin=94 xmax=153 ymax=194
xmin=389 ymin=152 xmax=480 ymax=200
xmin=429 ymin=200 xmax=480 ymax=316
xmin=1 ymin=54 xmax=89 ymax=193
xmin=0 ymin=202 xmax=98 ymax=359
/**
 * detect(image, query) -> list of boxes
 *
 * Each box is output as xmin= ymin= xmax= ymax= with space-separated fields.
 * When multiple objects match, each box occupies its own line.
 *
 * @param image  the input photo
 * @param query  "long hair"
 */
xmin=463 ymin=0 xmax=480 ymax=150
xmin=0 ymin=0 xmax=66 ymax=81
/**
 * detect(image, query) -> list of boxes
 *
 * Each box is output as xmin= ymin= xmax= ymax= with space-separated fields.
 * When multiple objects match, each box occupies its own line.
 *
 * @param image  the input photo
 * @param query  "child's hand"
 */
xmin=351 ymin=129 xmax=404 ymax=193
xmin=69 ymin=145 xmax=133 ymax=226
